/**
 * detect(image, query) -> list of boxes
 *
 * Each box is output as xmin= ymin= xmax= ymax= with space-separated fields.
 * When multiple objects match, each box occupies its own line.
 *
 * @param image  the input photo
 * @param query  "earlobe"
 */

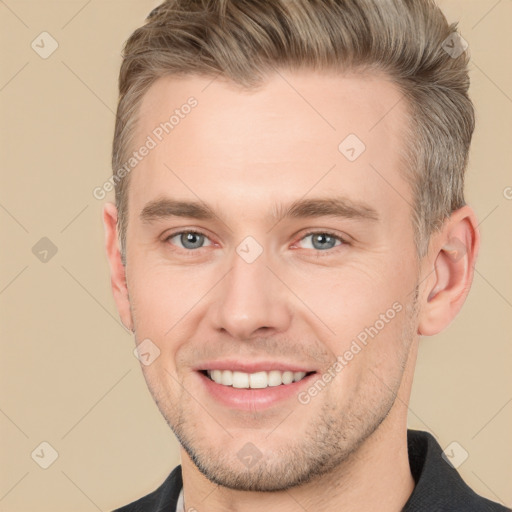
xmin=102 ymin=202 xmax=133 ymax=333
xmin=418 ymin=206 xmax=480 ymax=336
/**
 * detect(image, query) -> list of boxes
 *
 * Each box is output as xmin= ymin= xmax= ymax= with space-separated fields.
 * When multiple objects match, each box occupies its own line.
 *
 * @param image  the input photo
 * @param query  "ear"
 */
xmin=418 ymin=205 xmax=480 ymax=336
xmin=103 ymin=202 xmax=133 ymax=332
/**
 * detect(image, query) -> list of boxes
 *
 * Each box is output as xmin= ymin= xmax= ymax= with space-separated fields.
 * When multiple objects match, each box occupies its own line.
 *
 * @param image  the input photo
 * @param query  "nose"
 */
xmin=210 ymin=243 xmax=292 ymax=340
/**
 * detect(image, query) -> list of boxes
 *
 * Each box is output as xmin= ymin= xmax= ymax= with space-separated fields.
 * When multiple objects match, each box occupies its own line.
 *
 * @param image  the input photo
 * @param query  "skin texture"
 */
xmin=103 ymin=70 xmax=479 ymax=512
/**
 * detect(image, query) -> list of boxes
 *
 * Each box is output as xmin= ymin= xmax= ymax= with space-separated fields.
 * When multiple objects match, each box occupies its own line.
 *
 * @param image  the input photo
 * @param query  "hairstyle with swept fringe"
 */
xmin=112 ymin=0 xmax=474 ymax=264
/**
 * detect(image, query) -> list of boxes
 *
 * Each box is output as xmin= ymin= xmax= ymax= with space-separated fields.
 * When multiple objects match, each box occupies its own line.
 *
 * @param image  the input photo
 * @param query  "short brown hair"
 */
xmin=112 ymin=0 xmax=474 ymax=264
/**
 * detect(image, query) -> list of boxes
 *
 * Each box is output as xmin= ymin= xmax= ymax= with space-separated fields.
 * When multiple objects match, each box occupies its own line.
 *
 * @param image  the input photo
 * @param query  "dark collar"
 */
xmin=403 ymin=429 xmax=509 ymax=511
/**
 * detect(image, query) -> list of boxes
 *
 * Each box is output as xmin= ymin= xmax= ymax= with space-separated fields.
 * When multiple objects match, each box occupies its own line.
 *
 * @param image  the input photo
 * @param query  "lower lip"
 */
xmin=197 ymin=371 xmax=317 ymax=411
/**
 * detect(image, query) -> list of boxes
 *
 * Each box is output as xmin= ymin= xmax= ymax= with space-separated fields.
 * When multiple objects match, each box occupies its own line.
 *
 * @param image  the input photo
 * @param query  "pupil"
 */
xmin=314 ymin=234 xmax=334 ymax=250
xmin=183 ymin=232 xmax=202 ymax=249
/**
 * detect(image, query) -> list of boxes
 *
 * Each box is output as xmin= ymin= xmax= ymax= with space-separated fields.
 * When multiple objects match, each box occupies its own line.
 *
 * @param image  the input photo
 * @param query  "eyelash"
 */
xmin=163 ymin=229 xmax=347 ymax=255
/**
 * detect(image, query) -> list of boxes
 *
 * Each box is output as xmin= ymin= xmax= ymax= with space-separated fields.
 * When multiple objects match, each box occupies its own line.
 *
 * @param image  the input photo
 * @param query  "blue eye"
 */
xmin=298 ymin=232 xmax=344 ymax=251
xmin=166 ymin=231 xmax=212 ymax=250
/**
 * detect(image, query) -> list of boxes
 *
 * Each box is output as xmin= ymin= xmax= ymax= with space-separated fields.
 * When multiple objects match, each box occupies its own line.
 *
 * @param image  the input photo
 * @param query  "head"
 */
xmin=104 ymin=0 xmax=479 ymax=493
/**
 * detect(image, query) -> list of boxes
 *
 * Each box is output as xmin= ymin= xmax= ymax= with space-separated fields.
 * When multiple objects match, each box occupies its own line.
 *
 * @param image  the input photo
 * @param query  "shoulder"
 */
xmin=404 ymin=430 xmax=510 ymax=512
xmin=112 ymin=465 xmax=183 ymax=512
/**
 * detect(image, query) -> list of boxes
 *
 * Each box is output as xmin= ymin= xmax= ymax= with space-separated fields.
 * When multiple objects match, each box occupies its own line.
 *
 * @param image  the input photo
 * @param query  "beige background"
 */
xmin=0 ymin=1 xmax=511 ymax=510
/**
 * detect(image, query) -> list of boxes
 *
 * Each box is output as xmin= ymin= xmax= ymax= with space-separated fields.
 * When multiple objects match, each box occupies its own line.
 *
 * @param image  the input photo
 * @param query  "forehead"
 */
xmin=128 ymin=70 xmax=412 ymax=224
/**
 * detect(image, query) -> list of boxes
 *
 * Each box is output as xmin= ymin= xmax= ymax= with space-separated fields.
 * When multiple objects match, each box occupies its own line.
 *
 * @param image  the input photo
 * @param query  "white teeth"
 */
xmin=206 ymin=369 xmax=308 ymax=388
xmin=267 ymin=370 xmax=283 ymax=387
xmin=232 ymin=371 xmax=249 ymax=388
xmin=249 ymin=371 xmax=268 ymax=389
xmin=221 ymin=370 xmax=233 ymax=386
xmin=293 ymin=371 xmax=306 ymax=382
xmin=282 ymin=371 xmax=294 ymax=385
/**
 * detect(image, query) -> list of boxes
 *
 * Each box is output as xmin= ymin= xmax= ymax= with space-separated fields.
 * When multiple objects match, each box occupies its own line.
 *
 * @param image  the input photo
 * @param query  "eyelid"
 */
xmin=163 ymin=227 xmax=212 ymax=239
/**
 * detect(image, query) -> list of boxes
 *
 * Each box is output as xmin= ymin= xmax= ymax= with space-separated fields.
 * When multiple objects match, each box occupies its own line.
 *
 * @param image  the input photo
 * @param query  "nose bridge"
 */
xmin=212 ymin=237 xmax=291 ymax=339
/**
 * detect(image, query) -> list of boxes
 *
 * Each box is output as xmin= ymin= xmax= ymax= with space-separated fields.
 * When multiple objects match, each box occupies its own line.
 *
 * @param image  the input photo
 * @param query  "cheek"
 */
xmin=128 ymin=264 xmax=220 ymax=381
xmin=318 ymin=300 xmax=413 ymax=415
xmin=139 ymin=362 xmax=181 ymax=422
xmin=302 ymin=258 xmax=415 ymax=391
xmin=296 ymin=260 xmax=409 ymax=338
xmin=129 ymin=263 xmax=209 ymax=327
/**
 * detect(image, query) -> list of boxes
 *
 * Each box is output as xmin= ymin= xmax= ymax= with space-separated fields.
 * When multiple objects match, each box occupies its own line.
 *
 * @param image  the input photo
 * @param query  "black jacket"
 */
xmin=113 ymin=429 xmax=510 ymax=511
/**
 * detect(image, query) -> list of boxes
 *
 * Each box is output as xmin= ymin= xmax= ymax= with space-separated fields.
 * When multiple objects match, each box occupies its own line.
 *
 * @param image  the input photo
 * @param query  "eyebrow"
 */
xmin=139 ymin=196 xmax=379 ymax=224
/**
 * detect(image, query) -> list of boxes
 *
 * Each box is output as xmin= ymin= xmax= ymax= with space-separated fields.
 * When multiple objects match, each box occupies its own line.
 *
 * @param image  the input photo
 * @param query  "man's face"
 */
xmin=122 ymin=70 xmax=421 ymax=491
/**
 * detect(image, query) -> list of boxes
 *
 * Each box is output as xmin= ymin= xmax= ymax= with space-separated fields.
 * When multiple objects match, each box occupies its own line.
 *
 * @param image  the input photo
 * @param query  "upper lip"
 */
xmin=195 ymin=360 xmax=317 ymax=373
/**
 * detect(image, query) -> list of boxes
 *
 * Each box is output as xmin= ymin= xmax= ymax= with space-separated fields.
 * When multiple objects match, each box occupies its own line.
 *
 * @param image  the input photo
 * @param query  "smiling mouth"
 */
xmin=200 ymin=369 xmax=316 ymax=389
